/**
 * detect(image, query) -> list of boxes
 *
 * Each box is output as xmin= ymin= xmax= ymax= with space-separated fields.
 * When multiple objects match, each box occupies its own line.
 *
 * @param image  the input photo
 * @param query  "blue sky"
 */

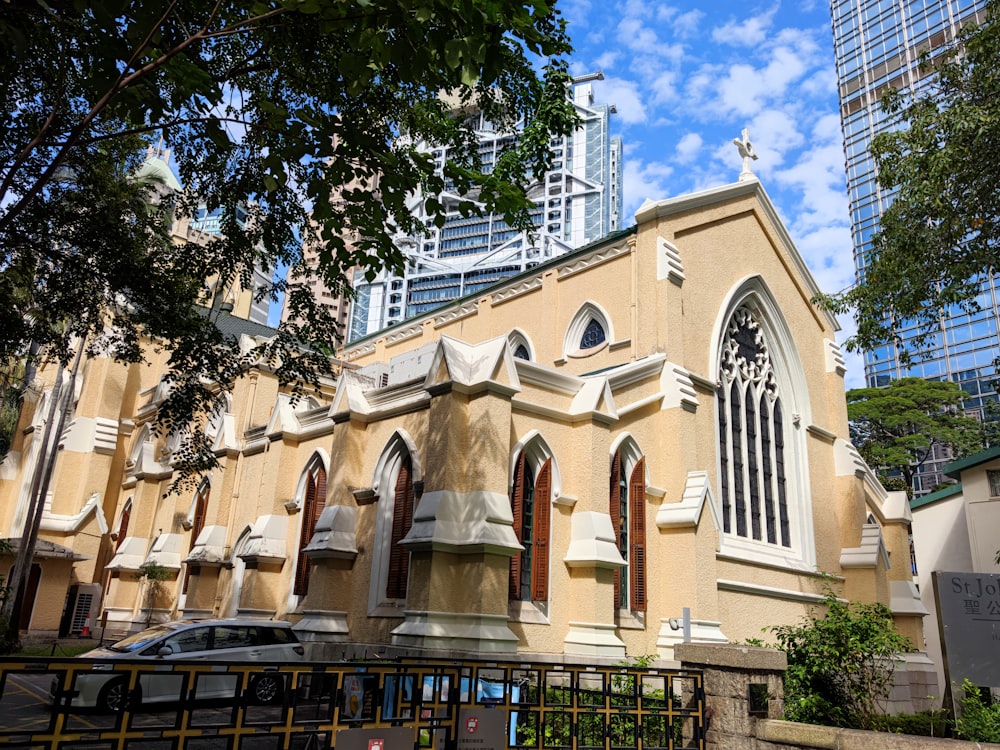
xmin=560 ymin=0 xmax=865 ymax=386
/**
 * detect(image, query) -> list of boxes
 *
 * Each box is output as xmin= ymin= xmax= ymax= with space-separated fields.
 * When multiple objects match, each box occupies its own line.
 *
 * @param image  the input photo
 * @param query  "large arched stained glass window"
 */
xmin=717 ymin=307 xmax=790 ymax=547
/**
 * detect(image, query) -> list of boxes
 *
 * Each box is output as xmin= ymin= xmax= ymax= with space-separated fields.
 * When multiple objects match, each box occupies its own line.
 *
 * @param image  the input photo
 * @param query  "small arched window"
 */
xmin=610 ymin=451 xmax=646 ymax=612
xmin=387 ymin=455 xmax=416 ymax=600
xmin=510 ymin=453 xmax=551 ymax=602
xmin=183 ymin=482 xmax=210 ymax=594
xmin=564 ymin=302 xmax=613 ymax=358
xmin=115 ymin=499 xmax=132 ymax=552
xmin=514 ymin=344 xmax=530 ymax=360
xmin=294 ymin=459 xmax=327 ymax=596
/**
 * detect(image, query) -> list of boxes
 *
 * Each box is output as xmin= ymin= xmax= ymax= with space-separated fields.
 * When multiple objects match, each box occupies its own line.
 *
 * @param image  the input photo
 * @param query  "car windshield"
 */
xmin=106 ymin=622 xmax=189 ymax=653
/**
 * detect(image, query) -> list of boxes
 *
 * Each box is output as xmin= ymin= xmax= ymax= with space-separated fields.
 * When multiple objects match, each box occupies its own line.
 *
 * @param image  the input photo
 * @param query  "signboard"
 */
xmin=335 ymin=727 xmax=414 ymax=750
xmin=933 ymin=571 xmax=1000 ymax=689
xmin=455 ymin=708 xmax=507 ymax=750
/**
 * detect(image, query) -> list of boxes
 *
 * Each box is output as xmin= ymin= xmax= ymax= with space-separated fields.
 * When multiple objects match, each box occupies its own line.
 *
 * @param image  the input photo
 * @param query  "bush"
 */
xmin=870 ymin=709 xmax=953 ymax=737
xmin=769 ymin=588 xmax=911 ymax=730
xmin=955 ymin=679 xmax=1000 ymax=742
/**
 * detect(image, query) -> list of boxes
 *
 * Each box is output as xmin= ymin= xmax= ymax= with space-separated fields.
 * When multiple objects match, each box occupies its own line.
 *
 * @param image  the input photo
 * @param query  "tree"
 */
xmin=1 ymin=0 xmax=577 ymax=456
xmin=818 ymin=0 xmax=1000 ymax=357
xmin=770 ymin=588 xmax=911 ymax=730
xmin=0 ymin=0 xmax=577 ymax=647
xmin=847 ymin=377 xmax=983 ymax=492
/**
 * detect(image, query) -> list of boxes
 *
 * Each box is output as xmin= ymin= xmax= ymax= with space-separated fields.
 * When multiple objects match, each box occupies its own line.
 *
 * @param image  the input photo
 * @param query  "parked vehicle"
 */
xmin=51 ymin=619 xmax=305 ymax=712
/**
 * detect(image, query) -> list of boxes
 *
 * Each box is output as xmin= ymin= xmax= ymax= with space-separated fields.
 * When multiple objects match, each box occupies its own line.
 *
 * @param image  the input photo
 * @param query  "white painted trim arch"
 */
xmin=710 ymin=275 xmax=816 ymax=571
xmin=563 ymin=301 xmax=614 ymax=359
xmin=508 ymin=329 xmax=535 ymax=361
xmin=287 ymin=450 xmax=332 ymax=612
xmin=368 ymin=431 xmax=421 ymax=615
xmin=509 ymin=430 xmax=563 ymax=502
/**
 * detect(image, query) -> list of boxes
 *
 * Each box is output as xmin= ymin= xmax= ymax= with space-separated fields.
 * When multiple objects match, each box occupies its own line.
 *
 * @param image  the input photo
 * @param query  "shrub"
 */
xmin=769 ymin=588 xmax=911 ymax=730
xmin=955 ymin=679 xmax=1000 ymax=742
xmin=870 ymin=709 xmax=953 ymax=737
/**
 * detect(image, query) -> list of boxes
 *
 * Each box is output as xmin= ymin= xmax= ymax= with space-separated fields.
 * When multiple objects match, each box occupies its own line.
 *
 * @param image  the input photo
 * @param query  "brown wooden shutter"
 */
xmin=629 ymin=458 xmax=647 ymax=612
xmin=509 ymin=452 xmax=526 ymax=600
xmin=387 ymin=456 xmax=414 ymax=599
xmin=295 ymin=463 xmax=326 ymax=596
xmin=531 ymin=459 xmax=552 ymax=602
xmin=609 ymin=451 xmax=622 ymax=607
xmin=184 ymin=485 xmax=210 ymax=594
xmin=116 ymin=504 xmax=131 ymax=551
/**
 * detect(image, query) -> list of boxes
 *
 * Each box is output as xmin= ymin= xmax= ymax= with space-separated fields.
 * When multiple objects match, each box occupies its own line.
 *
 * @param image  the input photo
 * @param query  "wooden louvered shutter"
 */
xmin=387 ymin=456 xmax=414 ymax=599
xmin=295 ymin=464 xmax=326 ymax=596
xmin=531 ymin=459 xmax=552 ymax=602
xmin=509 ymin=453 xmax=526 ymax=600
xmin=116 ymin=505 xmax=131 ymax=551
xmin=609 ymin=452 xmax=622 ymax=608
xmin=184 ymin=486 xmax=210 ymax=594
xmin=629 ymin=458 xmax=647 ymax=612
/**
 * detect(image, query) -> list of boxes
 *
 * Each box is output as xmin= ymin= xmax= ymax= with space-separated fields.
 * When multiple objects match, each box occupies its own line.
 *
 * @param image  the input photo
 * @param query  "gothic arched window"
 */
xmin=717 ymin=307 xmax=790 ymax=548
xmin=294 ymin=458 xmax=327 ymax=596
xmin=510 ymin=452 xmax=551 ymax=602
xmin=610 ymin=451 xmax=646 ymax=612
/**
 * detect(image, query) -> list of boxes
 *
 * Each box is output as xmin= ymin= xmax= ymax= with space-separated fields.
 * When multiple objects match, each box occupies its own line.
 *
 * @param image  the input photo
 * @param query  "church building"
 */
xmin=0 ymin=169 xmax=934 ymax=706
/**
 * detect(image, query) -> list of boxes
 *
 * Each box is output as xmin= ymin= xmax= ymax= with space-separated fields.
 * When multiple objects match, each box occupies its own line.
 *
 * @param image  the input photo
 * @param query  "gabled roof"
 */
xmin=909 ymin=482 xmax=963 ymax=511
xmin=943 ymin=445 xmax=1000 ymax=479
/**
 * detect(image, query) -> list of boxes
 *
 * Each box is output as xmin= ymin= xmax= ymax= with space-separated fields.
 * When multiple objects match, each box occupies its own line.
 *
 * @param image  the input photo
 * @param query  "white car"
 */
xmin=52 ymin=619 xmax=305 ymax=712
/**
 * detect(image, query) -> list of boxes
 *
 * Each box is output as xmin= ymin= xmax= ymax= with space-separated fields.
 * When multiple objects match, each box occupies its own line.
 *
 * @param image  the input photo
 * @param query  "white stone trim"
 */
xmin=303 ymin=505 xmax=358 ymax=559
xmin=563 ymin=621 xmax=626 ymax=658
xmin=656 ymin=617 xmax=728 ymax=660
xmin=401 ymin=490 xmax=521 ymax=555
xmin=293 ymin=610 xmax=351 ymax=642
xmin=391 ymin=610 xmax=519 ymax=653
xmin=563 ymin=511 xmax=625 ymax=569
xmin=656 ymin=236 xmax=685 ymax=285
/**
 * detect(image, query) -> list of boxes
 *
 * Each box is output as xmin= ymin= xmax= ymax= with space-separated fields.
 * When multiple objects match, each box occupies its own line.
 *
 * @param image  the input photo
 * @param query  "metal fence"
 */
xmin=0 ymin=656 xmax=706 ymax=750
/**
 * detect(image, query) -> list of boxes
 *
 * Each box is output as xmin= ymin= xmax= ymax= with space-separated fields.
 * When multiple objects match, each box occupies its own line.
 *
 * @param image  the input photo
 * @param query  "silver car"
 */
xmin=52 ymin=619 xmax=305 ymax=712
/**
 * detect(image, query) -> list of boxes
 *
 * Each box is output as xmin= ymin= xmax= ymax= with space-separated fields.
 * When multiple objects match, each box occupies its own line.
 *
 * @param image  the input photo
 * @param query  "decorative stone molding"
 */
xmin=490 ymin=277 xmax=543 ymax=307
xmin=563 ymin=511 xmax=625 ymax=569
xmin=401 ymin=490 xmax=520 ymax=555
xmin=303 ymin=506 xmax=359 ymax=560
xmin=556 ymin=241 xmax=630 ymax=280
xmin=563 ymin=621 xmax=626 ymax=658
xmin=839 ymin=524 xmax=888 ymax=569
xmin=292 ymin=610 xmax=351 ymax=642
xmin=657 ymin=236 xmax=685 ymax=285
xmin=391 ymin=610 xmax=519 ymax=653
xmin=824 ymin=338 xmax=847 ymax=377
xmin=434 ymin=301 xmax=479 ymax=326
xmin=660 ymin=362 xmax=699 ymax=412
xmin=655 ymin=471 xmax=720 ymax=531
xmin=144 ymin=533 xmax=186 ymax=570
xmin=105 ymin=537 xmax=147 ymax=571
xmin=890 ymin=580 xmax=929 ymax=617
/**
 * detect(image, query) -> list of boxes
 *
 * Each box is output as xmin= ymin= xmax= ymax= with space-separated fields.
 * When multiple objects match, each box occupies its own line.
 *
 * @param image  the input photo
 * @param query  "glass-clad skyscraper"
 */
xmin=830 ymin=0 xmax=995 ymax=494
xmin=348 ymin=81 xmax=623 ymax=342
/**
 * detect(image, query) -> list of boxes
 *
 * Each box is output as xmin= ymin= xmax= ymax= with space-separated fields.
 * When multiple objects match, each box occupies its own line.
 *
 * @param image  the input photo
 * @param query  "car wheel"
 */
xmin=250 ymin=674 xmax=283 ymax=705
xmin=97 ymin=678 xmax=135 ymax=713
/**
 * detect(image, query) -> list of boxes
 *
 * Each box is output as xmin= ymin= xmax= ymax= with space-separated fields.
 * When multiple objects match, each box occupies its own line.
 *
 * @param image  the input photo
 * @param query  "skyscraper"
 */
xmin=347 ymin=80 xmax=623 ymax=342
xmin=830 ymin=0 xmax=995 ymax=494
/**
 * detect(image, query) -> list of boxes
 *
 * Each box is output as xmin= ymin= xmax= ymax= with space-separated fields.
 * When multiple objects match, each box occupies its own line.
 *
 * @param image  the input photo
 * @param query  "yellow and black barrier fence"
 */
xmin=0 ymin=656 xmax=706 ymax=750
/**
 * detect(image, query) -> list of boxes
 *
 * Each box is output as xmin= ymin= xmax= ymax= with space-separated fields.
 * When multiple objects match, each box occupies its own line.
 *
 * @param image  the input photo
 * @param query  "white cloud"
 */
xmin=622 ymin=158 xmax=674 ymax=217
xmin=671 ymin=9 xmax=704 ymax=37
xmin=711 ymin=6 xmax=779 ymax=47
xmin=674 ymin=133 xmax=703 ymax=164
xmin=596 ymin=77 xmax=648 ymax=125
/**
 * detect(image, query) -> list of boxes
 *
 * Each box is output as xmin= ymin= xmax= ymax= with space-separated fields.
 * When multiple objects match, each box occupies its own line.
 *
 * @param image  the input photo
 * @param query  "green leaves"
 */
xmin=846 ymin=377 xmax=983 ymax=492
xmin=0 ymin=0 xmax=576 ymax=487
xmin=819 ymin=1 xmax=1000 ymax=357
xmin=770 ymin=587 xmax=911 ymax=730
